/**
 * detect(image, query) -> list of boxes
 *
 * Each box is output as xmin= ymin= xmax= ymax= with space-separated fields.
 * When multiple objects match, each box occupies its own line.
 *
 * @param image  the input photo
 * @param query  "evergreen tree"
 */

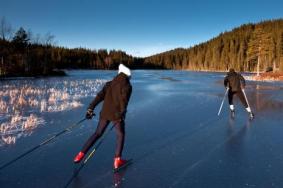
xmin=12 ymin=27 xmax=29 ymax=46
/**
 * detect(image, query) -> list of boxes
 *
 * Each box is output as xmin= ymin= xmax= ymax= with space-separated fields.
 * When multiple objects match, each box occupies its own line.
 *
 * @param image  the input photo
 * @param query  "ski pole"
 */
xmin=242 ymin=89 xmax=251 ymax=108
xmin=0 ymin=118 xmax=86 ymax=171
xmin=218 ymin=88 xmax=229 ymax=116
xmin=64 ymin=124 xmax=115 ymax=188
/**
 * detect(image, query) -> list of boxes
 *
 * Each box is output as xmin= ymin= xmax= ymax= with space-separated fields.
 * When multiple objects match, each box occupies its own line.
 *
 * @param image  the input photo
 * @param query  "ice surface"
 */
xmin=0 ymin=70 xmax=283 ymax=188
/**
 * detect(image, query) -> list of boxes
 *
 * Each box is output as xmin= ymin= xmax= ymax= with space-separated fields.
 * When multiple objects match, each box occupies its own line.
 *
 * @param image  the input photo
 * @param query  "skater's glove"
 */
xmin=224 ymin=84 xmax=229 ymax=90
xmin=86 ymin=109 xmax=95 ymax=119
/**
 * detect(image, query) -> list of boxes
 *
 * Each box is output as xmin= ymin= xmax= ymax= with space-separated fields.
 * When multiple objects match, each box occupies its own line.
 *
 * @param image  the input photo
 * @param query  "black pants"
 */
xmin=81 ymin=119 xmax=125 ymax=157
xmin=228 ymin=90 xmax=248 ymax=108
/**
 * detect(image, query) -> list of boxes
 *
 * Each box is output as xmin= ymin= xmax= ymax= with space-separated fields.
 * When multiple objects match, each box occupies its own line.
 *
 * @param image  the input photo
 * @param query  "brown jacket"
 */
xmin=224 ymin=71 xmax=245 ymax=92
xmin=88 ymin=73 xmax=132 ymax=121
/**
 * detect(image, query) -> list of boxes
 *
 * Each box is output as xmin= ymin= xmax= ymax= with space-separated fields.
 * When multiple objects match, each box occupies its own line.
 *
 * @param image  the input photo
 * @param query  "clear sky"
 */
xmin=1 ymin=0 xmax=282 ymax=57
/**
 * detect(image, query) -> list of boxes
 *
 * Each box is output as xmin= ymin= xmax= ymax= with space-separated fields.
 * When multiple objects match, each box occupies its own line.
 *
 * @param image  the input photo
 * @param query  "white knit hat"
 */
xmin=118 ymin=64 xmax=131 ymax=76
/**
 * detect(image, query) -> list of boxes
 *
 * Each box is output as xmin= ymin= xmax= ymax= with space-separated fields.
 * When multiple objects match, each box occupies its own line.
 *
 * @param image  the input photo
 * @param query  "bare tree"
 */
xmin=27 ymin=29 xmax=33 ymax=43
xmin=33 ymin=33 xmax=42 ymax=44
xmin=44 ymin=32 xmax=55 ymax=46
xmin=0 ymin=17 xmax=12 ymax=41
xmin=41 ymin=32 xmax=56 ymax=75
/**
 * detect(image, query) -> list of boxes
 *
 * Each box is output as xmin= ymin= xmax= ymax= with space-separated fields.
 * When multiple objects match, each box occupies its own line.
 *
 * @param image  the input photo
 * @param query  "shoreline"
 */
xmin=184 ymin=68 xmax=283 ymax=82
xmin=0 ymin=70 xmax=67 ymax=80
xmin=1 ymin=69 xmax=283 ymax=82
xmin=183 ymin=68 xmax=257 ymax=74
xmin=245 ymin=72 xmax=283 ymax=82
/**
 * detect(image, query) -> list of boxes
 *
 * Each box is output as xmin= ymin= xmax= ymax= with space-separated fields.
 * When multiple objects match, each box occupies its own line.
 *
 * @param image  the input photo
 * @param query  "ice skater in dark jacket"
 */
xmin=224 ymin=68 xmax=254 ymax=119
xmin=74 ymin=64 xmax=132 ymax=170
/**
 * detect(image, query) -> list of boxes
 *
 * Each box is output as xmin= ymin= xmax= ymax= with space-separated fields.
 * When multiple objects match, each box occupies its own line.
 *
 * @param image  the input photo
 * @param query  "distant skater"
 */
xmin=224 ymin=68 xmax=254 ymax=120
xmin=73 ymin=64 xmax=132 ymax=171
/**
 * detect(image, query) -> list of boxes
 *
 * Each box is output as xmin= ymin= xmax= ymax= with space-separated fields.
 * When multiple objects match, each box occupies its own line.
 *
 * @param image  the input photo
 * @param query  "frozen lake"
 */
xmin=1 ymin=70 xmax=283 ymax=188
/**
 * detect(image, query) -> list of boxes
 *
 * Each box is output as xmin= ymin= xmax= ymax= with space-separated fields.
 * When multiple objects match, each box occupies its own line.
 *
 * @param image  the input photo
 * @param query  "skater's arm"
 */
xmin=118 ymin=84 xmax=132 ymax=120
xmin=239 ymin=74 xmax=246 ymax=88
xmin=88 ymin=82 xmax=110 ymax=110
xmin=224 ymin=76 xmax=229 ymax=88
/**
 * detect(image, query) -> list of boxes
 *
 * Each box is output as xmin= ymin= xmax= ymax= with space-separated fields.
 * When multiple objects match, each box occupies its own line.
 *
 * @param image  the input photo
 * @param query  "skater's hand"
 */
xmin=86 ymin=109 xmax=95 ymax=119
xmin=224 ymin=84 xmax=229 ymax=90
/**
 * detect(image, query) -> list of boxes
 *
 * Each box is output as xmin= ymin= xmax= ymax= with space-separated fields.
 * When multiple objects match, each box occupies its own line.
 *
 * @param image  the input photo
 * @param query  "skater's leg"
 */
xmin=113 ymin=120 xmax=125 ymax=157
xmin=237 ymin=90 xmax=248 ymax=109
xmin=81 ymin=119 xmax=110 ymax=154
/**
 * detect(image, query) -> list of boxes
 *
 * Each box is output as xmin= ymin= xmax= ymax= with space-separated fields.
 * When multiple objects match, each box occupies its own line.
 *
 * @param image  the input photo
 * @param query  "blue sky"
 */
xmin=1 ymin=0 xmax=282 ymax=57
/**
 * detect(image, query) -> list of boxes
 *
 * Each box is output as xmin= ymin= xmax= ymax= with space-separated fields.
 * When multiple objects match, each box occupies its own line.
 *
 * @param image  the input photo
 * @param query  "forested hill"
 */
xmin=1 ymin=19 xmax=283 ymax=77
xmin=0 ymin=37 xmax=155 ymax=77
xmin=0 ymin=25 xmax=159 ymax=77
xmin=144 ymin=19 xmax=283 ymax=72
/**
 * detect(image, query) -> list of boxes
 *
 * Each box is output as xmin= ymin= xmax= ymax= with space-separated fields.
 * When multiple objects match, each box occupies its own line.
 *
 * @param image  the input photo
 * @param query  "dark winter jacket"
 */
xmin=224 ymin=71 xmax=245 ymax=92
xmin=88 ymin=73 xmax=132 ymax=121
